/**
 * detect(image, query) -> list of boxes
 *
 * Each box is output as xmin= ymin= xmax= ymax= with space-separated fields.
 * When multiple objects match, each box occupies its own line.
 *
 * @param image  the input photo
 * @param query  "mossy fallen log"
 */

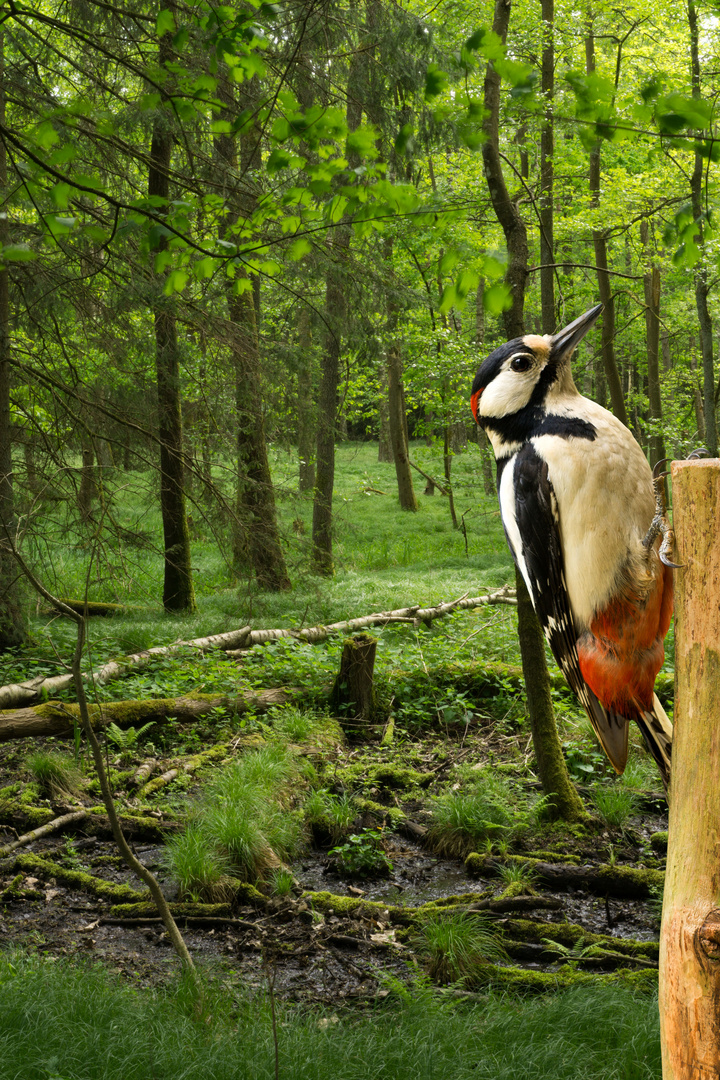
xmin=2 ymin=852 xmax=147 ymax=902
xmin=465 ymin=853 xmax=664 ymax=898
xmin=110 ymin=888 xmax=265 ymax=919
xmin=467 ymin=962 xmax=658 ymax=994
xmin=50 ymin=600 xmax=145 ymax=618
xmin=496 ymin=916 xmax=659 ymax=961
xmin=0 ymin=689 xmax=298 ymax=742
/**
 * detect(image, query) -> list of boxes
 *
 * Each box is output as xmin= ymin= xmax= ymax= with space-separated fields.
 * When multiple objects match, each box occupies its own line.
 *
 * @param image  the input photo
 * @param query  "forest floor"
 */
xmin=0 ymin=443 xmax=669 ymax=1078
xmin=0 ymin=700 xmax=667 ymax=1003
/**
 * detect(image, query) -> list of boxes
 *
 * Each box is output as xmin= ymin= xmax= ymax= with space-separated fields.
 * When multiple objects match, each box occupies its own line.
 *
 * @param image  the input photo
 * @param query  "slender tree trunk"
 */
xmin=539 ymin=0 xmax=554 ymax=332
xmin=377 ymin=363 xmax=392 ymax=463
xmin=660 ymin=459 xmax=720 ymax=1077
xmin=0 ymin=30 xmax=25 ymax=649
xmin=311 ymin=39 xmax=363 ymax=573
xmin=640 ymin=220 xmax=666 ymax=472
xmin=688 ymin=0 xmax=718 ymax=456
xmin=297 ymin=306 xmax=316 ymax=493
xmin=481 ymin=0 xmax=584 ymax=822
xmin=215 ymin=78 xmax=290 ymax=591
xmin=312 ymin=235 xmax=347 ymax=575
xmin=148 ymin=19 xmax=195 ymax=613
xmin=585 ymin=18 xmax=628 ymax=425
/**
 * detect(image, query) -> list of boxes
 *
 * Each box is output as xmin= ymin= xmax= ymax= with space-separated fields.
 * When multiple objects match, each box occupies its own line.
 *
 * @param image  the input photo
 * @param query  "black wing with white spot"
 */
xmin=509 ymin=444 xmax=629 ymax=774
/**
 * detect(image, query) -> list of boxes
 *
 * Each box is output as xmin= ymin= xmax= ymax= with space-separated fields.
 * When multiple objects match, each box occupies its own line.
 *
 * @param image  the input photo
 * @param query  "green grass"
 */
xmin=591 ymin=785 xmax=641 ymax=828
xmin=0 ymin=950 xmax=662 ymax=1080
xmin=427 ymin=772 xmax=532 ymax=857
xmin=163 ymin=745 xmax=305 ymax=896
xmin=25 ymin=750 xmax=82 ymax=799
xmin=414 ymin=911 xmax=508 ymax=984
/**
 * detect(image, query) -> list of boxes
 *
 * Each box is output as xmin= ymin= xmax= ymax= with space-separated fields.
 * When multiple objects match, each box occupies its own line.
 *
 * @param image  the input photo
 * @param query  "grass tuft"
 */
xmin=415 ymin=911 xmax=508 ymax=985
xmin=25 ymin=751 xmax=82 ymax=799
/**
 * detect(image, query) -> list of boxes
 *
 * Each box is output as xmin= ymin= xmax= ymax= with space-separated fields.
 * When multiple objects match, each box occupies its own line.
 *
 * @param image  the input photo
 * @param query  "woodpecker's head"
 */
xmin=470 ymin=305 xmax=603 ymax=450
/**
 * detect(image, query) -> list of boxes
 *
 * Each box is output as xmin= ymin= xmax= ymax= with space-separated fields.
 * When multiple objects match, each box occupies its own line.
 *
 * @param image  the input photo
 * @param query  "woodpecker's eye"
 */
xmin=510 ymin=355 xmax=532 ymax=373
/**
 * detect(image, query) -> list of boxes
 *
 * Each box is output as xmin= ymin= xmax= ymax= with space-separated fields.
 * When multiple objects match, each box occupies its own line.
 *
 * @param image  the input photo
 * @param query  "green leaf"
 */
xmin=193 ymin=256 xmax=219 ymax=279
xmin=0 ymin=244 xmax=36 ymax=263
xmin=156 ymin=9 xmax=176 ymax=36
xmin=35 ymin=121 xmax=59 ymax=150
xmin=154 ymin=250 xmax=173 ymax=274
xmin=483 ymin=282 xmax=512 ymax=315
xmin=288 ymin=237 xmax=311 ymax=260
xmin=50 ymin=182 xmax=72 ymax=209
xmin=163 ymin=268 xmax=188 ymax=294
xmin=425 ymin=63 xmax=448 ymax=101
xmin=395 ymin=123 xmax=414 ymax=157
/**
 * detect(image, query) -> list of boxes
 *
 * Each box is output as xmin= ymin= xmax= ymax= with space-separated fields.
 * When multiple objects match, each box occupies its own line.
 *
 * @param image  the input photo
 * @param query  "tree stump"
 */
xmin=329 ymin=634 xmax=378 ymax=736
xmin=659 ymin=458 xmax=720 ymax=1078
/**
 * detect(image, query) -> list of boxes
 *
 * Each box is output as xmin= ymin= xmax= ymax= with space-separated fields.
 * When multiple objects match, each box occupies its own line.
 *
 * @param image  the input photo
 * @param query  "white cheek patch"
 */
xmin=499 ymin=458 xmax=534 ymax=601
xmin=478 ymin=366 xmax=537 ymax=419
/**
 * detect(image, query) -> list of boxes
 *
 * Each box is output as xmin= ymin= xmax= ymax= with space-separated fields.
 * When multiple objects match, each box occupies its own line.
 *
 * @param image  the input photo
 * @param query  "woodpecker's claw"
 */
xmin=687 ymin=446 xmax=710 ymax=460
xmin=644 ymin=463 xmax=683 ymax=568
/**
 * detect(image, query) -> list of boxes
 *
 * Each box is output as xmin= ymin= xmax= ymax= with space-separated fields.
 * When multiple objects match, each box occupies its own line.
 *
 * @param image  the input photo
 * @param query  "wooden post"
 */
xmin=660 ymin=458 xmax=720 ymax=1079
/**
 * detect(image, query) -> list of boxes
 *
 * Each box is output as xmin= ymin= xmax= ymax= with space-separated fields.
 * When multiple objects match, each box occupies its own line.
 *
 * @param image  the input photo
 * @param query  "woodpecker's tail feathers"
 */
xmin=635 ymin=693 xmax=673 ymax=792
xmin=582 ymin=688 xmax=630 ymax=777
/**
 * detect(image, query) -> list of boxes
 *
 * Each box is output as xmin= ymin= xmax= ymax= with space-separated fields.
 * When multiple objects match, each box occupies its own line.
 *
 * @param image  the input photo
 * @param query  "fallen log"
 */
xmin=0 ymin=809 xmax=88 ymax=857
xmin=465 ymin=854 xmax=663 ymax=899
xmin=0 ymin=625 xmax=252 ymax=710
xmin=0 ymin=592 xmax=517 ymax=710
xmin=0 ymin=688 xmax=297 ymax=743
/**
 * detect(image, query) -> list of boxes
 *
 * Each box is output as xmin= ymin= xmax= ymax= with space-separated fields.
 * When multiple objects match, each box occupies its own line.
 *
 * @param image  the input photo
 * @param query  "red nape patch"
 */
xmin=577 ymin=563 xmax=673 ymax=718
xmin=470 ymin=388 xmax=483 ymax=422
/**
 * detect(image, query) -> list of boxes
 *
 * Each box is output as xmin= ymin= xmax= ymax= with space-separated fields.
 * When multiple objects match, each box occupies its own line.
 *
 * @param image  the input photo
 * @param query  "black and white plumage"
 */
xmin=471 ymin=306 xmax=673 ymax=788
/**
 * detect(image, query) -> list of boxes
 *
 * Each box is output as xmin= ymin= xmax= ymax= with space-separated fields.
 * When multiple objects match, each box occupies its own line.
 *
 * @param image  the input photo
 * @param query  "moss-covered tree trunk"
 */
xmin=481 ymin=0 xmax=584 ymax=822
xmin=660 ymin=458 xmax=720 ymax=1077
xmin=515 ymin=572 xmax=586 ymax=820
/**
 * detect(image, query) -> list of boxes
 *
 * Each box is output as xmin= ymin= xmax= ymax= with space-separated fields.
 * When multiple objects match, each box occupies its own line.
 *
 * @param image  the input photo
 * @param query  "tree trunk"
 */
xmin=297 ymin=305 xmax=316 ymax=493
xmin=481 ymin=0 xmax=584 ymax=821
xmin=481 ymin=0 xmax=527 ymax=336
xmin=149 ymin=23 xmax=195 ymax=613
xmin=0 ymin=30 xmax=25 ymax=650
xmin=539 ymin=0 xmax=554 ymax=332
xmin=312 ymin=237 xmax=346 ymax=575
xmin=387 ymin=341 xmax=417 ymax=511
xmin=377 ymin=363 xmax=392 ymax=463
xmin=688 ymin=0 xmax=718 ymax=457
xmin=311 ymin=42 xmax=363 ymax=573
xmin=515 ymin=569 xmax=586 ymax=821
xmin=215 ymin=78 xmax=290 ymax=592
xmin=585 ymin=19 xmax=628 ymax=425
xmin=78 ymin=443 xmax=95 ymax=522
xmin=328 ymin=633 xmax=378 ymax=735
xmin=641 ymin=220 xmax=667 ymax=472
xmin=660 ymin=458 xmax=720 ymax=1077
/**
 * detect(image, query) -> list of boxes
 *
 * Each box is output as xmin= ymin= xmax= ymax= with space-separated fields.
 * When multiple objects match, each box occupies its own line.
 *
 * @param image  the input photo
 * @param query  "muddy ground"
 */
xmin=0 ymin=718 xmax=668 ymax=1002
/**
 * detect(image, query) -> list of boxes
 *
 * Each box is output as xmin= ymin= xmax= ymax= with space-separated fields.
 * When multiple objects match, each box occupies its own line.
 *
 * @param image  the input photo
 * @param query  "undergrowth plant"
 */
xmin=26 ymin=751 xmax=82 ymax=800
xmin=414 ymin=911 xmax=508 ymax=985
xmin=591 ymin=785 xmax=640 ymax=828
xmin=163 ymin=744 xmax=305 ymax=899
xmin=329 ymin=830 xmax=393 ymax=878
xmin=427 ymin=771 xmax=530 ymax=857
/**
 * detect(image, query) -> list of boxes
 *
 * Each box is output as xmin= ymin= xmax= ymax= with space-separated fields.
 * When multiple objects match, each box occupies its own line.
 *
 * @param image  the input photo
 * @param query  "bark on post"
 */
xmin=660 ymin=458 xmax=720 ymax=1078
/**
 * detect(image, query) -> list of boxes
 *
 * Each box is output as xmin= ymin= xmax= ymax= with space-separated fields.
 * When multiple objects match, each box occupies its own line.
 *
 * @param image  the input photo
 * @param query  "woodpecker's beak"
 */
xmin=550 ymin=304 xmax=603 ymax=363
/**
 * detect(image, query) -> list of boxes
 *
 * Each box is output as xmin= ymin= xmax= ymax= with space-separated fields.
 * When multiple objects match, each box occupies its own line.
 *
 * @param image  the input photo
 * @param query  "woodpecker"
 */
xmin=470 ymin=304 xmax=673 ymax=788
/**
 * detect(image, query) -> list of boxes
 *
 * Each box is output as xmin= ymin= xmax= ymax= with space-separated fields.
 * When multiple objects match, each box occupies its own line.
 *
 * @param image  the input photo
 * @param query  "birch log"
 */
xmin=660 ymin=458 xmax=720 ymax=1079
